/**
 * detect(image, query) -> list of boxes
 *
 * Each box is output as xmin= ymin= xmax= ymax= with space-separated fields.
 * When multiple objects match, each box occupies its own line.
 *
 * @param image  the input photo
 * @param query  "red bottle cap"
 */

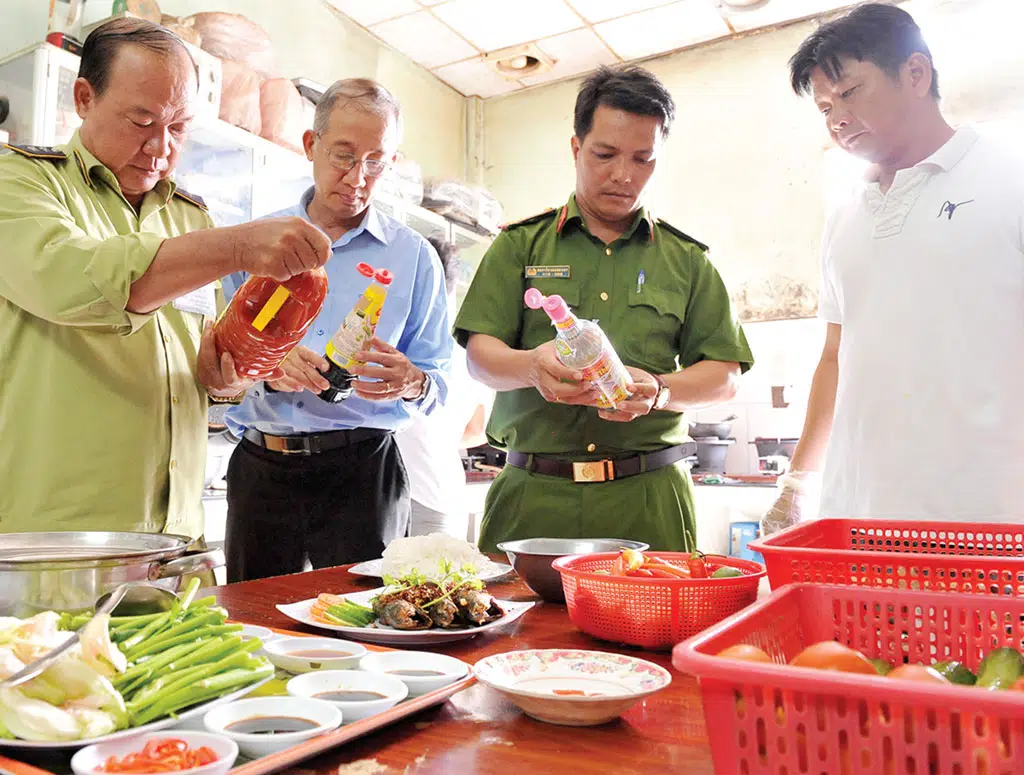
xmin=375 ymin=269 xmax=394 ymax=286
xmin=356 ymin=262 xmax=375 ymax=278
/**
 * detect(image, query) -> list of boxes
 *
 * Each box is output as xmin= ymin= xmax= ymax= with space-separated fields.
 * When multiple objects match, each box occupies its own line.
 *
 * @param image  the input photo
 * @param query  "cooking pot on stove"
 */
xmin=0 ymin=532 xmax=223 ymax=617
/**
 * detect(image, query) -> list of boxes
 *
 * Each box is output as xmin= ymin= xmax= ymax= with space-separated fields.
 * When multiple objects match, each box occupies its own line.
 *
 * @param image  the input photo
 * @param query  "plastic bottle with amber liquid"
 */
xmin=524 ymin=288 xmax=632 ymax=409
xmin=214 ymin=268 xmax=329 ymax=380
xmin=317 ymin=263 xmax=393 ymax=403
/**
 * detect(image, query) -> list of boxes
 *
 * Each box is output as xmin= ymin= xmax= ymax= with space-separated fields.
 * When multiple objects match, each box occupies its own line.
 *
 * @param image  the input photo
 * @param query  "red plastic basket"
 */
xmin=672 ymin=583 xmax=1024 ymax=775
xmin=552 ymin=552 xmax=765 ymax=650
xmin=749 ymin=519 xmax=1024 ymax=596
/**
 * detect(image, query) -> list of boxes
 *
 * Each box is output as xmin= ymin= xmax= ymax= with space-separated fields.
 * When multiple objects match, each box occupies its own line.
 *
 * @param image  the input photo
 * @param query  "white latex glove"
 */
xmin=761 ymin=472 xmax=818 ymax=537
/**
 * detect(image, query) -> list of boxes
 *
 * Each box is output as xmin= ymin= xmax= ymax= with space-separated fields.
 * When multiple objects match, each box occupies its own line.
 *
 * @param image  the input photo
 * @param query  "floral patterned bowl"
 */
xmin=472 ymin=649 xmax=672 ymax=726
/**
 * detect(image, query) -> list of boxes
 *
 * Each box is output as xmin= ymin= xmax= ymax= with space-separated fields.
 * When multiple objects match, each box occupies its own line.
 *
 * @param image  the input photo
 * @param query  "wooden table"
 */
xmin=214 ymin=565 xmax=717 ymax=775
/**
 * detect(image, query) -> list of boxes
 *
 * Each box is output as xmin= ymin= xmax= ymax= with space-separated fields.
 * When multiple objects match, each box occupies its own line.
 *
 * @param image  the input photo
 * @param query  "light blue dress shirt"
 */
xmin=224 ymin=188 xmax=452 ymax=437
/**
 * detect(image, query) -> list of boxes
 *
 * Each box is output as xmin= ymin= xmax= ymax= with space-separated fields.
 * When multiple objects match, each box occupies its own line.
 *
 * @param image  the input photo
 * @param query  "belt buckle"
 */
xmin=572 ymin=460 xmax=614 ymax=483
xmin=264 ymin=434 xmax=311 ymax=456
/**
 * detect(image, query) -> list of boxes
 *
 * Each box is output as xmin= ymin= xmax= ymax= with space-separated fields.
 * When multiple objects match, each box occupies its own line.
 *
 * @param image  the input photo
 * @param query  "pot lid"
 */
xmin=0 ymin=531 xmax=191 ymax=566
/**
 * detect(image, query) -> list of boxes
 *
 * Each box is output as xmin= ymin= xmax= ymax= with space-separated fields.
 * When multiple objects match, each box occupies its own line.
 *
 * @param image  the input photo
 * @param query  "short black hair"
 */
xmin=574 ymin=66 xmax=675 ymax=140
xmin=80 ymin=17 xmax=196 ymax=96
xmin=427 ymin=235 xmax=459 ymax=296
xmin=789 ymin=3 xmax=939 ymax=99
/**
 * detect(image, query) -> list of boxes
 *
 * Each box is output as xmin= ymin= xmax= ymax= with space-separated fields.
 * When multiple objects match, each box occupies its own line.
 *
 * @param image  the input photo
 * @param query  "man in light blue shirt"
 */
xmin=222 ymin=78 xmax=452 ymax=582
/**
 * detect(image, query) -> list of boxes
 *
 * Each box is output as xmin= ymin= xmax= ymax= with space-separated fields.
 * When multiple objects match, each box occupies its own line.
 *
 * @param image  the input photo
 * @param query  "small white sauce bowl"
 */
xmin=359 ymin=651 xmax=469 ymax=697
xmin=262 ymin=636 xmax=367 ymax=674
xmin=287 ymin=669 xmax=408 ymax=723
xmin=203 ymin=696 xmax=341 ymax=758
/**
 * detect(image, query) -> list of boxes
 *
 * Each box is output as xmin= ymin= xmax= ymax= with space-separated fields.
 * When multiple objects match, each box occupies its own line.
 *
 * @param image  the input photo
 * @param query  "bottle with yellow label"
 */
xmin=318 ymin=263 xmax=393 ymax=403
xmin=214 ymin=268 xmax=329 ymax=380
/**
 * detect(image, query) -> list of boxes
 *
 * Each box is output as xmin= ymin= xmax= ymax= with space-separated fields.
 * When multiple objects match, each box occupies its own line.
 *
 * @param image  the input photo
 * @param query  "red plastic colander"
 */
xmin=749 ymin=518 xmax=1024 ymax=595
xmin=552 ymin=552 xmax=765 ymax=650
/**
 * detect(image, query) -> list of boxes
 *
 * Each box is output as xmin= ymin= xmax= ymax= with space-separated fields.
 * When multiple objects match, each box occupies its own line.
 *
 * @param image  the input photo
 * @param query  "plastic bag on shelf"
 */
xmin=188 ymin=11 xmax=278 ymax=78
xmin=377 ymin=153 xmax=423 ymax=205
xmin=259 ymin=79 xmax=307 ymax=154
xmin=422 ymin=180 xmax=502 ymax=234
xmin=219 ymin=60 xmax=261 ymax=134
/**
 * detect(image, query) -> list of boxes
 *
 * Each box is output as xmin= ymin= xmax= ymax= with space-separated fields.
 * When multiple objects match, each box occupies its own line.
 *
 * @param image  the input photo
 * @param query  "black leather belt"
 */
xmin=506 ymin=443 xmax=698 ymax=483
xmin=242 ymin=427 xmax=389 ymax=456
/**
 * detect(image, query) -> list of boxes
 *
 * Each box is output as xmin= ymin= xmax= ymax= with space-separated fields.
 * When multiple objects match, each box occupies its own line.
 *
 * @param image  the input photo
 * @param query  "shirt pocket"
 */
xmin=520 ymin=277 xmax=582 ymax=350
xmin=622 ymin=286 xmax=687 ymax=373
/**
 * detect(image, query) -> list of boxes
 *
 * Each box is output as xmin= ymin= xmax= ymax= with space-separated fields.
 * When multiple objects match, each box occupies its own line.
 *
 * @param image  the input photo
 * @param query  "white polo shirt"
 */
xmin=819 ymin=127 xmax=1024 ymax=522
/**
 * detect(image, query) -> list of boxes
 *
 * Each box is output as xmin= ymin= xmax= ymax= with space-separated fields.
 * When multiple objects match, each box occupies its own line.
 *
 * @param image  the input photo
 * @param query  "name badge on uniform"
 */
xmin=172 ymin=283 xmax=217 ymax=317
xmin=525 ymin=265 xmax=571 ymax=279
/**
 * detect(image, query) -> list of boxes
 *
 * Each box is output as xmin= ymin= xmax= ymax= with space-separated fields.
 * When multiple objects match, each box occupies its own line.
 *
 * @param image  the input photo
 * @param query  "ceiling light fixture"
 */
xmin=484 ymin=44 xmax=556 ymax=80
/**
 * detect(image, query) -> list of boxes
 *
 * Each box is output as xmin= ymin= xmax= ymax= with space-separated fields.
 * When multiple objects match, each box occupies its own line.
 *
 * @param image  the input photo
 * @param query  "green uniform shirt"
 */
xmin=454 ymin=194 xmax=754 ymax=457
xmin=0 ymin=133 xmax=214 ymax=538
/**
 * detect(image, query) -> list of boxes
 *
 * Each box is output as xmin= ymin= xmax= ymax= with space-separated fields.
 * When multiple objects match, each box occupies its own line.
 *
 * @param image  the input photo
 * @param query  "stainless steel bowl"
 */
xmin=0 ymin=531 xmax=223 ymax=616
xmin=497 ymin=538 xmax=650 ymax=603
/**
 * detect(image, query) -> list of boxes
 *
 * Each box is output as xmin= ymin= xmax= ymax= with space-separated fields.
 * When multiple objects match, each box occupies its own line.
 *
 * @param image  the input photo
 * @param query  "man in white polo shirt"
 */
xmin=763 ymin=3 xmax=1024 ymax=533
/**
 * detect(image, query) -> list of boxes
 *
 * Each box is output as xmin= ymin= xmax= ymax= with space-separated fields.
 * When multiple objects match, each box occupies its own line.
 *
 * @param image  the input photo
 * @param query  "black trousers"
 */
xmin=225 ymin=432 xmax=410 ymax=582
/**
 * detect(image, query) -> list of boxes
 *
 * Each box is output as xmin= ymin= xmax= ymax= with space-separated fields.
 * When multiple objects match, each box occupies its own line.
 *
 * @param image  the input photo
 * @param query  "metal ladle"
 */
xmin=0 ymin=583 xmax=177 ymax=689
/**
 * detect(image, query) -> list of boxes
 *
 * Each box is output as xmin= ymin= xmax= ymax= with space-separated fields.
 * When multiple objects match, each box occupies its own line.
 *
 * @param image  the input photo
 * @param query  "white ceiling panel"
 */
xmin=433 ymin=0 xmax=585 ymax=52
xmin=722 ymin=0 xmax=853 ymax=32
xmin=326 ymin=0 xmax=420 ymax=26
xmin=373 ymin=11 xmax=480 ymax=68
xmin=567 ymin=0 xmax=678 ymax=24
xmin=434 ymin=59 xmax=524 ymax=98
xmin=522 ymin=28 xmax=618 ymax=86
xmin=596 ymin=0 xmax=731 ymax=61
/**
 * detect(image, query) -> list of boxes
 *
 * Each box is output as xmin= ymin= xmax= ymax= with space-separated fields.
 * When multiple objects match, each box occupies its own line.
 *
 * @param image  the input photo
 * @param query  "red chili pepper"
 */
xmin=643 ymin=563 xmax=691 ymax=579
xmin=630 ymin=568 xmax=655 ymax=578
xmin=687 ymin=551 xmax=709 ymax=579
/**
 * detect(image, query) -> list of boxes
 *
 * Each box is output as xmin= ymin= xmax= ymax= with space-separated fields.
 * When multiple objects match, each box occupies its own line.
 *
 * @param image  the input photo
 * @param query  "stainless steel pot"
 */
xmin=0 ymin=532 xmax=224 ymax=617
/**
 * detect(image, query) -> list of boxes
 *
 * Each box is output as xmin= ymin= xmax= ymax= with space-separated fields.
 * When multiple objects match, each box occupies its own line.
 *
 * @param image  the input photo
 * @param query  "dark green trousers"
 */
xmin=478 ymin=461 xmax=697 ymax=553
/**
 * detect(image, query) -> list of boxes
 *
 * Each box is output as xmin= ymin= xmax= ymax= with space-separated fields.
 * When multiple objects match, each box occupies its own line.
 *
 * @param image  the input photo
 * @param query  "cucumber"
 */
xmin=711 ymin=567 xmax=743 ymax=579
xmin=869 ymin=658 xmax=893 ymax=676
xmin=933 ymin=660 xmax=976 ymax=686
xmin=976 ymin=648 xmax=1024 ymax=690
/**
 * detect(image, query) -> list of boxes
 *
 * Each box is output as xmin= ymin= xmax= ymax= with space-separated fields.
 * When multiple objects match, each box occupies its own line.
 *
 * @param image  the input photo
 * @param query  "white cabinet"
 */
xmin=0 ymin=43 xmax=80 ymax=147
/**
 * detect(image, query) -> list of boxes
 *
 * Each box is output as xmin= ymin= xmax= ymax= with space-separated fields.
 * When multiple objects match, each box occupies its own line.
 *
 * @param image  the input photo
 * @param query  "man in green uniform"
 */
xmin=455 ymin=66 xmax=754 ymax=552
xmin=0 ymin=18 xmax=331 ymax=540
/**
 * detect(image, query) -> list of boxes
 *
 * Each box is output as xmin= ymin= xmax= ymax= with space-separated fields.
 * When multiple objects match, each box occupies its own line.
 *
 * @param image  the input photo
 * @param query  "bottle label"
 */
xmin=325 ymin=286 xmax=385 ymax=369
xmin=579 ymin=352 xmax=631 ymax=409
xmin=250 ymin=285 xmax=291 ymax=332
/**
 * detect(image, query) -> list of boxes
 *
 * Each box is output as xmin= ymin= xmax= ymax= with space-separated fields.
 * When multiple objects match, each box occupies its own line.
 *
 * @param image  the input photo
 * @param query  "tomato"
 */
xmin=789 ymin=642 xmax=877 ymax=675
xmin=886 ymin=664 xmax=949 ymax=684
xmin=717 ymin=644 xmax=773 ymax=663
xmin=1011 ymin=677 xmax=1024 ymax=691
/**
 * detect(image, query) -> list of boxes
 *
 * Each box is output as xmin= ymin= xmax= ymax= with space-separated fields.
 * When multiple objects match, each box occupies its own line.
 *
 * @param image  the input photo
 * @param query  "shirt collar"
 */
xmin=299 ymin=186 xmax=389 ymax=247
xmin=66 ymin=131 xmax=175 ymax=203
xmin=864 ymin=126 xmax=979 ymax=185
xmin=555 ymin=193 xmax=654 ymax=243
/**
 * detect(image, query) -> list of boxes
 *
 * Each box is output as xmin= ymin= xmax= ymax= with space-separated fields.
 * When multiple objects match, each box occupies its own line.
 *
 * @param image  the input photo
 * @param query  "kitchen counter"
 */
xmin=208 ymin=565 xmax=716 ymax=775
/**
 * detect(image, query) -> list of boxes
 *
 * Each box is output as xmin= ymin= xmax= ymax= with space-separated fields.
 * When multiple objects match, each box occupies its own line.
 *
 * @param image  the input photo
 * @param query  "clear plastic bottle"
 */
xmin=524 ymin=288 xmax=632 ymax=409
xmin=318 ymin=263 xmax=393 ymax=403
xmin=213 ymin=268 xmax=329 ymax=380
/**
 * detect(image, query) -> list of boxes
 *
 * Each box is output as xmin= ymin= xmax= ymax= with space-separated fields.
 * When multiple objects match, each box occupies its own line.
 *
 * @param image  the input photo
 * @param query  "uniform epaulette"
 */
xmin=172 ymin=187 xmax=208 ymax=211
xmin=1 ymin=143 xmax=67 ymax=161
xmin=500 ymin=208 xmax=557 ymax=231
xmin=655 ymin=219 xmax=709 ymax=253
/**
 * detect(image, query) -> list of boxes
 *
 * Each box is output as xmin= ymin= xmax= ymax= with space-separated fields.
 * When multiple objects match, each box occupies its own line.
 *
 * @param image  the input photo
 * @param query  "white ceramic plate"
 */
xmin=347 ymin=557 xmax=513 ymax=582
xmin=0 ymin=676 xmax=272 ymax=751
xmin=276 ymin=588 xmax=534 ymax=645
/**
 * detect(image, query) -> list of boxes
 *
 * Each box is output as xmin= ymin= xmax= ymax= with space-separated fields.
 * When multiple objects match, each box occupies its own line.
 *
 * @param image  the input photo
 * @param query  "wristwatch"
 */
xmin=404 ymin=372 xmax=431 ymax=402
xmin=652 ymin=374 xmax=671 ymax=411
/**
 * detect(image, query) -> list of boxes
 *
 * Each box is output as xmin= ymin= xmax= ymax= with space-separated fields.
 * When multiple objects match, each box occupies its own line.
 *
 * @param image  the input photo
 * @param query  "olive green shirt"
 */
xmin=0 ymin=133 xmax=215 ymax=538
xmin=454 ymin=195 xmax=754 ymax=456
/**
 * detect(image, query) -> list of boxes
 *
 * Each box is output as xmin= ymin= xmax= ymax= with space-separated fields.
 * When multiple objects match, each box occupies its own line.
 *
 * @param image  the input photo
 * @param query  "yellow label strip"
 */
xmin=251 ymin=285 xmax=291 ymax=332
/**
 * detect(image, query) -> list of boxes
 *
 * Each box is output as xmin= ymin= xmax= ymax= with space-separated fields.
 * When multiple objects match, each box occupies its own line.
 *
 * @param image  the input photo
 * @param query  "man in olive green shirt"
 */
xmin=0 ymin=19 xmax=331 ymax=538
xmin=455 ymin=67 xmax=754 ymax=552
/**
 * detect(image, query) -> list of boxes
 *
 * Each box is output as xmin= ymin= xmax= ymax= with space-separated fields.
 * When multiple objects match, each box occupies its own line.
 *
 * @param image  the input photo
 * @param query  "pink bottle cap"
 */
xmin=356 ymin=262 xmax=376 ymax=278
xmin=523 ymin=288 xmax=545 ymax=309
xmin=375 ymin=269 xmax=393 ymax=286
xmin=543 ymin=294 xmax=571 ymax=323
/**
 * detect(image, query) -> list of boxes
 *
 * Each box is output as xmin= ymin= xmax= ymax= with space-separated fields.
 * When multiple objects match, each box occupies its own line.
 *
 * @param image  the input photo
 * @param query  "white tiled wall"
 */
xmin=691 ymin=317 xmax=826 ymax=476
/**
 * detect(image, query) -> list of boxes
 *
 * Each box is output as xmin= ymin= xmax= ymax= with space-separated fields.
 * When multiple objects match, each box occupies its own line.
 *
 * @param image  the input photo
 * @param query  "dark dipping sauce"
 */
xmin=226 ymin=715 xmax=319 ymax=735
xmin=314 ymin=690 xmax=387 ymax=702
xmin=388 ymin=669 xmax=445 ymax=677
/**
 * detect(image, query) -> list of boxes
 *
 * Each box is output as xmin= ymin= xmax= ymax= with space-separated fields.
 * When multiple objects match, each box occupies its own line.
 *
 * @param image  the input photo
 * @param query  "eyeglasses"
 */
xmin=320 ymin=145 xmax=390 ymax=179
